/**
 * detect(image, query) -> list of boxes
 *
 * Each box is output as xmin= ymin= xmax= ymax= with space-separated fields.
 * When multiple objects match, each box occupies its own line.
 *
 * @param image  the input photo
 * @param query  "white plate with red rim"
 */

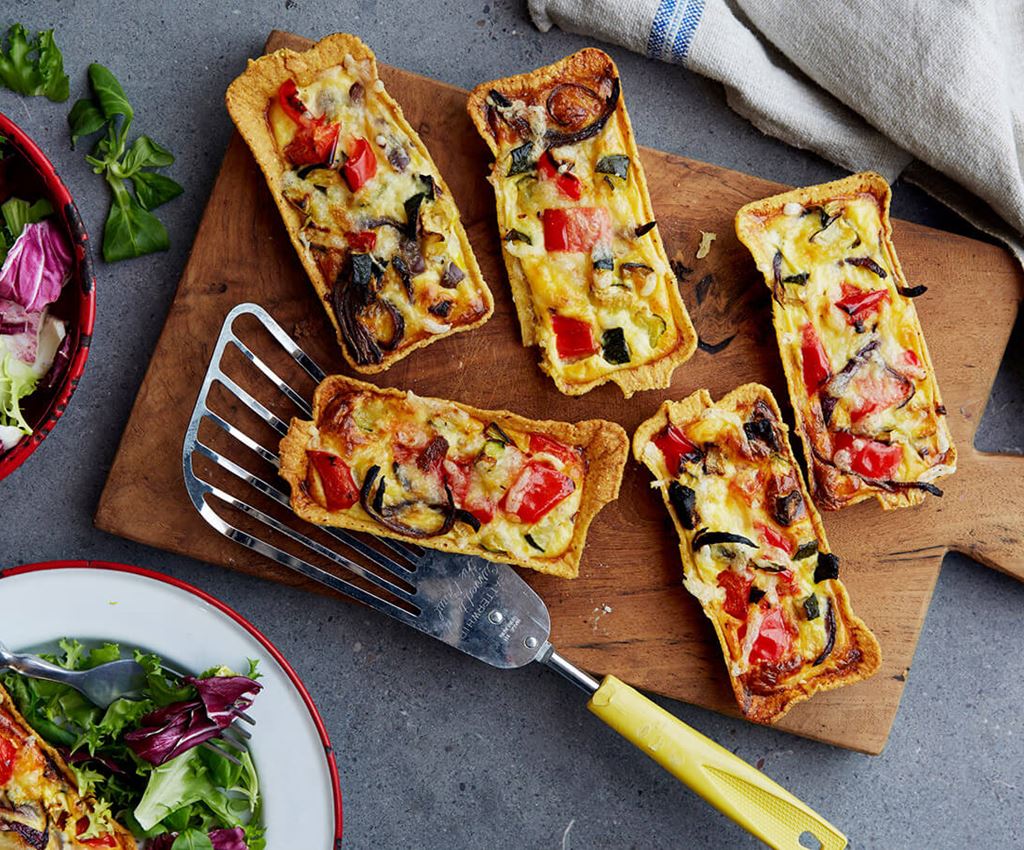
xmin=0 ymin=560 xmax=342 ymax=848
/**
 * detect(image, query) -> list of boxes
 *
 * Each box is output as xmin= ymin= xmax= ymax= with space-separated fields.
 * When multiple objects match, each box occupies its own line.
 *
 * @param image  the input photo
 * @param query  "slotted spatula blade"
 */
xmin=181 ymin=303 xmax=848 ymax=850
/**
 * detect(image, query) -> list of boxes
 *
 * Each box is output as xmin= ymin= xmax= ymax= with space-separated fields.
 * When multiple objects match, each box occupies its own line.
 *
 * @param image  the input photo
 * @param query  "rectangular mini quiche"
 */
xmin=279 ymin=376 xmax=628 ymax=578
xmin=634 ymin=384 xmax=881 ymax=723
xmin=226 ymin=33 xmax=493 ymax=373
xmin=467 ymin=49 xmax=697 ymax=398
xmin=0 ymin=683 xmax=137 ymax=848
xmin=735 ymin=172 xmax=955 ymax=510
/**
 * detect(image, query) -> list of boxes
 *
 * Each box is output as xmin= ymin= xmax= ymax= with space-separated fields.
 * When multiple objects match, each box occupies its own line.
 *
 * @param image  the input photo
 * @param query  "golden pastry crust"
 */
xmin=466 ymin=48 xmax=697 ymax=398
xmin=633 ymin=383 xmax=881 ymax=723
xmin=280 ymin=375 xmax=628 ymax=578
xmin=226 ymin=32 xmax=493 ymax=373
xmin=0 ymin=683 xmax=137 ymax=849
xmin=735 ymin=172 xmax=956 ymax=511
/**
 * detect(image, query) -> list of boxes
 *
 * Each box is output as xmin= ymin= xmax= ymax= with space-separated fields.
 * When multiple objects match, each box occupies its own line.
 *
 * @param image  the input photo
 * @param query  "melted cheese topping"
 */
xmin=487 ymin=92 xmax=683 ymax=386
xmin=266 ymin=59 xmax=489 ymax=363
xmin=641 ymin=400 xmax=855 ymax=688
xmin=0 ymin=694 xmax=128 ymax=848
xmin=308 ymin=389 xmax=586 ymax=562
xmin=748 ymin=194 xmax=954 ymax=502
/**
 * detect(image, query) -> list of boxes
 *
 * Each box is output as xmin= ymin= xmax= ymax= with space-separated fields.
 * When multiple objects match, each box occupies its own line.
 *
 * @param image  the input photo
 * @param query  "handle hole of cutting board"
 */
xmin=799 ymin=831 xmax=823 ymax=850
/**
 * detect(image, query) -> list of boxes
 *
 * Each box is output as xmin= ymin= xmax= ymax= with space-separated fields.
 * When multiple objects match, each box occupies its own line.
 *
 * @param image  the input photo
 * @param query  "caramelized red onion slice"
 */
xmin=543 ymin=77 xmax=620 ymax=148
xmin=359 ymin=464 xmax=456 ymax=538
xmin=812 ymin=599 xmax=836 ymax=666
xmin=333 ymin=253 xmax=406 ymax=364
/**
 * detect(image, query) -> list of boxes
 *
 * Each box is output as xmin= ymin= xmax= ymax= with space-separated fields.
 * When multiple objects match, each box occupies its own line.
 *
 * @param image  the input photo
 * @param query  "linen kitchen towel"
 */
xmin=528 ymin=0 xmax=1024 ymax=269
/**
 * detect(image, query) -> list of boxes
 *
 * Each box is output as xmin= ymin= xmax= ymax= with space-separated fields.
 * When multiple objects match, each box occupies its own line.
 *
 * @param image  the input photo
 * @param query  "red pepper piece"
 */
xmin=775 ymin=569 xmax=801 ymax=596
xmin=0 ymin=735 xmax=14 ymax=784
xmin=537 ymin=151 xmax=582 ymax=200
xmin=500 ymin=462 xmax=575 ymax=524
xmin=550 ymin=313 xmax=599 ymax=360
xmin=849 ymin=368 xmax=913 ymax=423
xmin=284 ymin=119 xmax=340 ymax=167
xmin=835 ymin=283 xmax=889 ymax=324
xmin=716 ymin=570 xmax=753 ymax=620
xmin=748 ymin=607 xmax=793 ymax=665
xmin=800 ymin=322 xmax=831 ymax=396
xmin=444 ymin=459 xmax=495 ymax=525
xmin=76 ymin=819 xmax=118 ymax=847
xmin=307 ymin=451 xmax=359 ymax=510
xmin=341 ymin=137 xmax=377 ymax=192
xmin=345 ymin=230 xmax=377 ymax=252
xmin=542 ymin=207 xmax=610 ymax=252
xmin=755 ymin=521 xmax=794 ymax=557
xmin=653 ymin=424 xmax=700 ymax=476
xmin=277 ymin=79 xmax=308 ymax=124
xmin=832 ymin=431 xmax=903 ymax=479
xmin=528 ymin=432 xmax=579 ymax=465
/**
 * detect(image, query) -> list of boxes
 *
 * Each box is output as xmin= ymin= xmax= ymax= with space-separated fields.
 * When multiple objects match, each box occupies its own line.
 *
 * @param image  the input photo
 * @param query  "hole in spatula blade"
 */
xmin=798 ymin=831 xmax=822 ymax=850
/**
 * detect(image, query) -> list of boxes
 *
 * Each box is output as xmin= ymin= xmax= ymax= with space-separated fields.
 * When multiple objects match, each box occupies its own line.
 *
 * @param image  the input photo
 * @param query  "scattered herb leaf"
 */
xmin=0 ymin=24 xmax=69 ymax=101
xmin=71 ymin=63 xmax=182 ymax=261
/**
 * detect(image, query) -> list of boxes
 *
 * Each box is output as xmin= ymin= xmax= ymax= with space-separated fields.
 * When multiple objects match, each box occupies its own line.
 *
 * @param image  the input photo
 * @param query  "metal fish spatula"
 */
xmin=182 ymin=303 xmax=845 ymax=850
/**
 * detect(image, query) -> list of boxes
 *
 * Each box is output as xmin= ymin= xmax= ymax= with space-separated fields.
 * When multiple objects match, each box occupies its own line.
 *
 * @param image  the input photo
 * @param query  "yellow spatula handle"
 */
xmin=587 ymin=675 xmax=846 ymax=850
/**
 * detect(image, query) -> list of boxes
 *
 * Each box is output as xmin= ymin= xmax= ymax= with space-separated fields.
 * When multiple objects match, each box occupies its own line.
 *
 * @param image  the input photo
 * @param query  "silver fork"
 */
xmin=0 ymin=639 xmax=147 ymax=708
xmin=0 ymin=640 xmax=253 ymax=767
xmin=180 ymin=304 xmax=848 ymax=850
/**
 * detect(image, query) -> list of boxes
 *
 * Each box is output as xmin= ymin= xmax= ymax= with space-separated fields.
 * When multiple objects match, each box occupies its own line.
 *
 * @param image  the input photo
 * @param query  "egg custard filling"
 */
xmin=279 ymin=376 xmax=628 ymax=578
xmin=468 ymin=48 xmax=696 ymax=397
xmin=227 ymin=34 xmax=493 ymax=373
xmin=735 ymin=173 xmax=955 ymax=510
xmin=634 ymin=385 xmax=880 ymax=723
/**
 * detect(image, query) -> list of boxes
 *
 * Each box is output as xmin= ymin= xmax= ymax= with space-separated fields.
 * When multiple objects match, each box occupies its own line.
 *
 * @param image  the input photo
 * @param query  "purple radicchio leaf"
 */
xmin=0 ymin=219 xmax=72 ymax=313
xmin=149 ymin=828 xmax=248 ymax=850
xmin=209 ymin=828 xmax=249 ymax=850
xmin=124 ymin=676 xmax=262 ymax=766
xmin=40 ymin=330 xmax=72 ymax=390
xmin=187 ymin=675 xmax=262 ymax=724
xmin=0 ymin=299 xmax=42 ymax=362
xmin=63 ymin=747 xmax=128 ymax=775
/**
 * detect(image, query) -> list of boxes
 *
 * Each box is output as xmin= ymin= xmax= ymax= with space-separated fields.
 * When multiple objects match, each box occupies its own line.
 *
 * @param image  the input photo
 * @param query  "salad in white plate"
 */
xmin=0 ymin=189 xmax=74 ymax=453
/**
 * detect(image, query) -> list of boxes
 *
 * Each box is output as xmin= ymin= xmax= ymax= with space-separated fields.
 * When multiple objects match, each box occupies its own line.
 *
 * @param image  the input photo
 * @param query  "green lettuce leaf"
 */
xmin=0 ymin=24 xmax=69 ymax=101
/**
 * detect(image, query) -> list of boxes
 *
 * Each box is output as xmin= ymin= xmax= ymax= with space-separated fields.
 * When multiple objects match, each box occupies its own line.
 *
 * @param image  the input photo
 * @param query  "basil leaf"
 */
xmin=601 ymin=327 xmax=630 ymax=364
xmin=132 ymin=171 xmax=184 ymax=210
xmin=103 ymin=182 xmax=169 ymax=261
xmin=88 ymin=62 xmax=133 ymax=121
xmin=68 ymin=97 xmax=107 ymax=149
xmin=595 ymin=154 xmax=630 ymax=179
xmin=0 ymin=24 xmax=69 ymax=101
xmin=506 ymin=141 xmax=535 ymax=176
xmin=122 ymin=135 xmax=175 ymax=173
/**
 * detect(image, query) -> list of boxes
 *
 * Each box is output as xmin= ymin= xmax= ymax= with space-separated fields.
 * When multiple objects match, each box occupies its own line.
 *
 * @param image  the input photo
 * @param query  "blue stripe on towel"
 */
xmin=646 ymin=0 xmax=678 ymax=59
xmin=670 ymin=0 xmax=705 ymax=62
xmin=647 ymin=0 xmax=705 ymax=64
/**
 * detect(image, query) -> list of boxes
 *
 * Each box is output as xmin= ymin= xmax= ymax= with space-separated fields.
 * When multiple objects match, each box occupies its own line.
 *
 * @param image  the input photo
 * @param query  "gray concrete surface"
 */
xmin=2 ymin=1 xmax=1022 ymax=847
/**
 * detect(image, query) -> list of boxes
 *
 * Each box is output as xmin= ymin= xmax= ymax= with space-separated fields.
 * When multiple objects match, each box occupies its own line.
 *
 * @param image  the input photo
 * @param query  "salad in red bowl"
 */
xmin=0 ymin=111 xmax=94 ymax=481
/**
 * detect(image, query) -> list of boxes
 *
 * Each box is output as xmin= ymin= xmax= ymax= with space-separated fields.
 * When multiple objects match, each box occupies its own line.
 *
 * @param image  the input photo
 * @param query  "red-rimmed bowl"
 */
xmin=0 ymin=559 xmax=344 ymax=846
xmin=0 ymin=112 xmax=95 ymax=482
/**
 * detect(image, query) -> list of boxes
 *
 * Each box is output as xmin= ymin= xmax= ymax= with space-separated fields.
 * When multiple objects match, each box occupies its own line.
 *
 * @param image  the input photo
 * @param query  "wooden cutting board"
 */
xmin=96 ymin=30 xmax=1024 ymax=754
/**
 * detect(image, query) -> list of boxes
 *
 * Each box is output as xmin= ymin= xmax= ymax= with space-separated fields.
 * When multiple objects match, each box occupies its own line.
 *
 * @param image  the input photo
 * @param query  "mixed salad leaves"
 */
xmin=1 ymin=640 xmax=265 ymax=850
xmin=0 ymin=163 xmax=73 ymax=452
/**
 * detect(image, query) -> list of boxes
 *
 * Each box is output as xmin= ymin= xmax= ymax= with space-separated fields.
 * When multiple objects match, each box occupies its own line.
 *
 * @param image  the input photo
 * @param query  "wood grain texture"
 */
xmin=95 ymin=31 xmax=1024 ymax=754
